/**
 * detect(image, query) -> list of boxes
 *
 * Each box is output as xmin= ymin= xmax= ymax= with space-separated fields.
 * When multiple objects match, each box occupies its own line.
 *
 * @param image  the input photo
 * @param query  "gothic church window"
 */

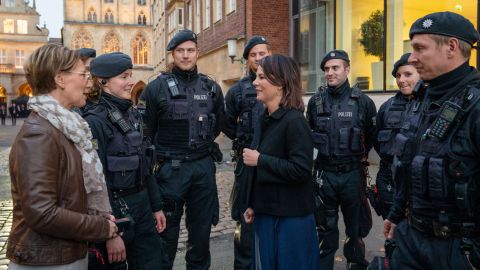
xmin=137 ymin=0 xmax=146 ymax=6
xmin=71 ymin=29 xmax=94 ymax=49
xmin=138 ymin=12 xmax=146 ymax=25
xmin=132 ymin=32 xmax=148 ymax=65
xmin=103 ymin=31 xmax=121 ymax=53
xmin=88 ymin=8 xmax=97 ymax=22
xmin=105 ymin=9 xmax=114 ymax=23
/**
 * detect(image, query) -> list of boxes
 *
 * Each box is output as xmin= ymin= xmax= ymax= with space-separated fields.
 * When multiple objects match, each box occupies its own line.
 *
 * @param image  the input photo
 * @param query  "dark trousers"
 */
xmin=155 ymin=155 xmax=219 ymax=270
xmin=316 ymin=169 xmax=370 ymax=270
xmin=230 ymin=162 xmax=254 ymax=270
xmin=253 ymin=213 xmax=320 ymax=270
xmin=375 ymin=163 xmax=394 ymax=220
xmin=1 ymin=116 xmax=5 ymax=125
xmin=391 ymin=220 xmax=474 ymax=270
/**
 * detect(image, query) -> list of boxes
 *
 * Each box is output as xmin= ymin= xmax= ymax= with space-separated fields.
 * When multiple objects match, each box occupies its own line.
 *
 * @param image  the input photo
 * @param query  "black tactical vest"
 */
xmin=312 ymin=87 xmax=365 ymax=161
xmin=236 ymin=77 xmax=264 ymax=148
xmin=393 ymin=86 xmax=480 ymax=222
xmin=87 ymin=106 xmax=145 ymax=190
xmin=377 ymin=94 xmax=412 ymax=160
xmin=155 ymin=73 xmax=216 ymax=157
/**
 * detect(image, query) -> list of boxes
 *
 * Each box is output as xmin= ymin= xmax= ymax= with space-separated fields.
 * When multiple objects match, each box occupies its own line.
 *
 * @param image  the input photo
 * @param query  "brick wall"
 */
xmin=196 ymin=1 xmax=246 ymax=55
xmin=247 ymin=0 xmax=290 ymax=55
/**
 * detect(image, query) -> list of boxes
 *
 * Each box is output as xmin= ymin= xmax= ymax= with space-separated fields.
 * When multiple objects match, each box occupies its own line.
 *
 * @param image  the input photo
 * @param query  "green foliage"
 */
xmin=358 ymin=10 xmax=384 ymax=61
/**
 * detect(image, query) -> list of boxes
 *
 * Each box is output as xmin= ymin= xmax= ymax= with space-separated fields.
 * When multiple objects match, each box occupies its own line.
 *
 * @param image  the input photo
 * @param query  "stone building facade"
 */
xmin=62 ymin=0 xmax=155 ymax=96
xmin=0 ymin=0 xmax=49 ymax=103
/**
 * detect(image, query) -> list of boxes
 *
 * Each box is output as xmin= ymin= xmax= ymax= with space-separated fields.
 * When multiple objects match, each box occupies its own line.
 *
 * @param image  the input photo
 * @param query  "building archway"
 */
xmin=131 ymin=80 xmax=145 ymax=105
xmin=17 ymin=82 xmax=32 ymax=97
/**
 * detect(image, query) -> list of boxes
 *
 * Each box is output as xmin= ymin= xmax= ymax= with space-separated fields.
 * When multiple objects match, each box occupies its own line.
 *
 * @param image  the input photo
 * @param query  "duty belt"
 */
xmin=318 ymin=162 xmax=361 ymax=173
xmin=111 ymin=185 xmax=144 ymax=198
xmin=157 ymin=150 xmax=209 ymax=162
xmin=407 ymin=214 xmax=480 ymax=239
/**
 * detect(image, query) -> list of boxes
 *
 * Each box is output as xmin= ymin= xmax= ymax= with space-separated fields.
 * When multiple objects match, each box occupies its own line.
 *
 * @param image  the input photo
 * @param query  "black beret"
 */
xmin=77 ymin=48 xmax=96 ymax=58
xmin=167 ymin=29 xmax=197 ymax=51
xmin=242 ymin=35 xmax=269 ymax=59
xmin=391 ymin=53 xmax=412 ymax=77
xmin=320 ymin=50 xmax=350 ymax=71
xmin=90 ymin=52 xmax=133 ymax=78
xmin=409 ymin=11 xmax=480 ymax=45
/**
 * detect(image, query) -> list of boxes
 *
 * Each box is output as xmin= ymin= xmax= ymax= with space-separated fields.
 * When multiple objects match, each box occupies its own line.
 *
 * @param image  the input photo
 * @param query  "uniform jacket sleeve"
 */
xmin=374 ymin=100 xmax=389 ymax=154
xmin=306 ymin=95 xmax=317 ymax=129
xmin=146 ymin=175 xmax=163 ymax=212
xmin=222 ymin=83 xmax=241 ymax=139
xmin=213 ymin=82 xmax=225 ymax=138
xmin=84 ymin=114 xmax=111 ymax=175
xmin=256 ymin=114 xmax=313 ymax=185
xmin=360 ymin=94 xmax=377 ymax=155
xmin=14 ymin=126 xmax=110 ymax=241
xmin=142 ymin=78 xmax=167 ymax=140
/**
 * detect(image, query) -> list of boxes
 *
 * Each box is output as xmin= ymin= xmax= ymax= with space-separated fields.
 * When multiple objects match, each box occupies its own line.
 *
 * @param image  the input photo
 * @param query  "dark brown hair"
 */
xmin=23 ymin=44 xmax=80 ymax=95
xmin=259 ymin=54 xmax=304 ymax=110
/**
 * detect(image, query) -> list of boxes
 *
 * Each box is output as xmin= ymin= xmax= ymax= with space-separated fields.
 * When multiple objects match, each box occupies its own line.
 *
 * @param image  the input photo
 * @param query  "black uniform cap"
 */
xmin=391 ymin=53 xmax=412 ymax=77
xmin=320 ymin=50 xmax=350 ymax=71
xmin=77 ymin=48 xmax=96 ymax=58
xmin=167 ymin=29 xmax=197 ymax=51
xmin=242 ymin=35 xmax=269 ymax=59
xmin=90 ymin=52 xmax=133 ymax=78
xmin=409 ymin=11 xmax=480 ymax=46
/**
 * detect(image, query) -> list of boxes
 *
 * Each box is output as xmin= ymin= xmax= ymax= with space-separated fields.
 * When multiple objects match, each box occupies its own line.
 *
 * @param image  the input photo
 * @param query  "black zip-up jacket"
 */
xmin=250 ymin=107 xmax=315 ymax=217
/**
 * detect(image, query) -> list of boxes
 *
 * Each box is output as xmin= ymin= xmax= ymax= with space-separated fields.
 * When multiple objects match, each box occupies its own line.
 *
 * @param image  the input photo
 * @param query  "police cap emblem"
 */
xmin=422 ymin=18 xmax=433 ymax=29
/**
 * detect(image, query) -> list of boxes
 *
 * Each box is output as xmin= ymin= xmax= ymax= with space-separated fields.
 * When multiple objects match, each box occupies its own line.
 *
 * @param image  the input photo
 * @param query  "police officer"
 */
xmin=384 ymin=11 xmax=480 ymax=269
xmin=84 ymin=52 xmax=165 ymax=269
xmin=141 ymin=30 xmax=225 ymax=270
xmin=372 ymin=53 xmax=420 ymax=219
xmin=222 ymin=35 xmax=270 ymax=270
xmin=306 ymin=50 xmax=376 ymax=270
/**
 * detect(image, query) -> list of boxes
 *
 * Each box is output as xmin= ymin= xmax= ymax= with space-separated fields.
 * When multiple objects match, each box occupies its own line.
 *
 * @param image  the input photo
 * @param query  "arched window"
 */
xmin=87 ymin=8 xmax=97 ymax=22
xmin=71 ymin=29 xmax=93 ymax=50
xmin=103 ymin=31 xmax=121 ymax=53
xmin=132 ymin=32 xmax=149 ymax=65
xmin=137 ymin=0 xmax=146 ymax=5
xmin=105 ymin=9 xmax=114 ymax=23
xmin=138 ymin=12 xmax=147 ymax=25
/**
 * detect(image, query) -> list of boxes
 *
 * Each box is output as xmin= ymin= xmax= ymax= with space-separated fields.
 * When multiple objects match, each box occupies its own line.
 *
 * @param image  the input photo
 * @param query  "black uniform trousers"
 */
xmin=230 ymin=162 xmax=254 ymax=270
xmin=375 ymin=162 xmax=395 ymax=220
xmin=155 ymin=155 xmax=219 ymax=270
xmin=317 ymin=168 xmax=370 ymax=270
xmin=111 ymin=189 xmax=163 ymax=270
xmin=391 ymin=220 xmax=475 ymax=270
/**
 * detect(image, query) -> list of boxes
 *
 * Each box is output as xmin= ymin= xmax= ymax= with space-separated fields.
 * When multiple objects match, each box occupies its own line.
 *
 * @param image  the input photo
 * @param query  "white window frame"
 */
xmin=195 ymin=0 xmax=201 ymax=33
xmin=17 ymin=20 xmax=27 ymax=34
xmin=3 ymin=19 xmax=14 ymax=33
xmin=5 ymin=0 xmax=14 ymax=8
xmin=214 ymin=0 xmax=222 ymax=22
xmin=227 ymin=0 xmax=236 ymax=14
xmin=187 ymin=2 xmax=193 ymax=30
xmin=203 ymin=0 xmax=210 ymax=29
xmin=0 ymin=49 xmax=7 ymax=64
xmin=15 ymin=50 xmax=25 ymax=68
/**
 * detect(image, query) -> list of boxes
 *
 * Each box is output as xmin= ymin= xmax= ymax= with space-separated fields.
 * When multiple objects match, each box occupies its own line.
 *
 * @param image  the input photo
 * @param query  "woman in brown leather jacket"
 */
xmin=7 ymin=44 xmax=117 ymax=269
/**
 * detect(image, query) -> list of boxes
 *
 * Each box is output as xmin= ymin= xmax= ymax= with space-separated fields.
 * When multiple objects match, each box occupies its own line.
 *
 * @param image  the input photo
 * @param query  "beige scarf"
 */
xmin=28 ymin=95 xmax=111 ymax=215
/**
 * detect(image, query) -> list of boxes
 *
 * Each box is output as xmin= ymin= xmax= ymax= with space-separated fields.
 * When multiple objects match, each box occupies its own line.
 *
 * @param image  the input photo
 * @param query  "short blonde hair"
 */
xmin=24 ymin=44 xmax=80 ymax=95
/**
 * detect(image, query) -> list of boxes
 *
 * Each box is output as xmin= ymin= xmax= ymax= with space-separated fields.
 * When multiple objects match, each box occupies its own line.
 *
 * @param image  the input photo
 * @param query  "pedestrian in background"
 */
xmin=141 ymin=29 xmax=225 ymax=270
xmin=7 ymin=43 xmax=116 ymax=270
xmin=243 ymin=54 xmax=320 ymax=270
xmin=10 ymin=101 xmax=17 ymax=126
xmin=222 ymin=35 xmax=271 ymax=270
xmin=372 ymin=53 xmax=420 ymax=219
xmin=0 ymin=102 xmax=6 ymax=125
xmin=84 ymin=52 xmax=165 ymax=269
xmin=74 ymin=48 xmax=97 ymax=115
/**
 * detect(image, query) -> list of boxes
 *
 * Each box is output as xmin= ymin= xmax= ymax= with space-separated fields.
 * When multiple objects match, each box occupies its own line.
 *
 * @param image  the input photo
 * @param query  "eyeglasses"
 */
xmin=66 ymin=71 xmax=91 ymax=80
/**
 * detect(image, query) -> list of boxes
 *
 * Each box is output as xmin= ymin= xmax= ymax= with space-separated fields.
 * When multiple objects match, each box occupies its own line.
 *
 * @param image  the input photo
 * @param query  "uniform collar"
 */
xmin=265 ymin=106 xmax=287 ymax=120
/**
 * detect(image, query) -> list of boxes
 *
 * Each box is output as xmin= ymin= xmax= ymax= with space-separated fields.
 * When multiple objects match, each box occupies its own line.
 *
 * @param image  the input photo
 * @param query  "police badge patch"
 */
xmin=422 ymin=18 xmax=433 ymax=29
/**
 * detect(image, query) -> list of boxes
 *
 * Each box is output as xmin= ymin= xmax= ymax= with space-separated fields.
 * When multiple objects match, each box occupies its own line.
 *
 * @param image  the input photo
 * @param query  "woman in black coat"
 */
xmin=242 ymin=54 xmax=320 ymax=269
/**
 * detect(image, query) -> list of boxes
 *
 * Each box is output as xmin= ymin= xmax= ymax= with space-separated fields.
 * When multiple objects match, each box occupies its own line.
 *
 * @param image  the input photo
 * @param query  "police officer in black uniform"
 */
xmin=306 ymin=50 xmax=377 ymax=270
xmin=371 ymin=53 xmax=420 ymax=219
xmin=384 ymin=11 xmax=480 ymax=270
xmin=141 ymin=30 xmax=225 ymax=270
xmin=223 ymin=35 xmax=270 ymax=270
xmin=84 ymin=52 xmax=165 ymax=270
xmin=0 ymin=102 xmax=6 ymax=125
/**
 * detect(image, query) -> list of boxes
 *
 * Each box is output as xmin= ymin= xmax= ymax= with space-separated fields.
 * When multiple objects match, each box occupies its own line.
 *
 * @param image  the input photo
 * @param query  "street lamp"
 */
xmin=227 ymin=38 xmax=244 ymax=64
